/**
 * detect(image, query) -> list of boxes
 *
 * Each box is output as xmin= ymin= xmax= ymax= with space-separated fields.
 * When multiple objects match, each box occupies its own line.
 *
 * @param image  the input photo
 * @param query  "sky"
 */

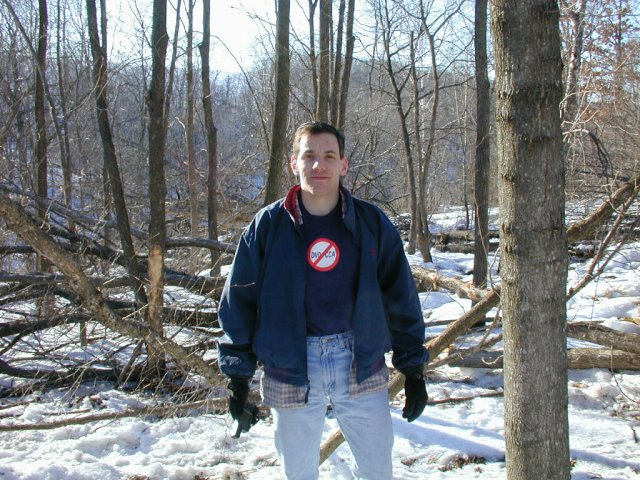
xmin=0 ymin=207 xmax=639 ymax=479
xmin=105 ymin=0 xmax=310 ymax=74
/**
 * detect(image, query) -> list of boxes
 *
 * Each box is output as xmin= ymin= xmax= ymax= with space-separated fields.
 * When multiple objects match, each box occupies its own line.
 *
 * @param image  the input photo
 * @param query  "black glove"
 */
xmin=228 ymin=377 xmax=258 ymax=437
xmin=401 ymin=365 xmax=428 ymax=422
xmin=228 ymin=377 xmax=251 ymax=420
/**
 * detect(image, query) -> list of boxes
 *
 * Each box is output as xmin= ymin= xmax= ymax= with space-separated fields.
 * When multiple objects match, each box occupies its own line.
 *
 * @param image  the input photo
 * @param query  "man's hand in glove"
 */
xmin=228 ymin=377 xmax=258 ymax=437
xmin=401 ymin=365 xmax=428 ymax=422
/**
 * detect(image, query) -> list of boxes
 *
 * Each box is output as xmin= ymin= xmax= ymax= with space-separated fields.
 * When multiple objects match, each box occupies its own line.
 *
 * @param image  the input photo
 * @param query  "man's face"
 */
xmin=290 ymin=132 xmax=349 ymax=199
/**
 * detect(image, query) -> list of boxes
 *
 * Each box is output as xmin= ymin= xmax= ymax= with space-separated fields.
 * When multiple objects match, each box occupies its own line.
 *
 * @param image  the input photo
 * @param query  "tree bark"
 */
xmin=473 ymin=0 xmax=491 ymax=290
xmin=263 ymin=0 xmax=291 ymax=206
xmin=146 ymin=0 xmax=169 ymax=376
xmin=491 ymin=1 xmax=570 ymax=478
xmin=566 ymin=174 xmax=640 ymax=243
xmin=200 ymin=0 xmax=220 ymax=275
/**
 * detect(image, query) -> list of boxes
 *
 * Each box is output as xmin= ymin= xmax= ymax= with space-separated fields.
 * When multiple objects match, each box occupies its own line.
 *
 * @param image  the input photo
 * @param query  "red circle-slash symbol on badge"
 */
xmin=307 ymin=238 xmax=340 ymax=272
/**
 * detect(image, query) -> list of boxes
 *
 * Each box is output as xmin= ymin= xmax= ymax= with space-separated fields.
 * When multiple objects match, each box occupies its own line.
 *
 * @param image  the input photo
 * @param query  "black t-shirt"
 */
xmin=300 ymin=195 xmax=360 ymax=336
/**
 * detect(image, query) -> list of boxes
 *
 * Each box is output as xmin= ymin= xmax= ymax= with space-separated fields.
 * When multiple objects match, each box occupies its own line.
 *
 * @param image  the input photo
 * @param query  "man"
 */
xmin=218 ymin=122 xmax=428 ymax=479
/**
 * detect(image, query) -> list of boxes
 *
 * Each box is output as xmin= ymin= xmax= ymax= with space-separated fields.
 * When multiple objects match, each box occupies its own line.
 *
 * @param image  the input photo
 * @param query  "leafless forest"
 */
xmin=0 ymin=0 xmax=638 ymax=471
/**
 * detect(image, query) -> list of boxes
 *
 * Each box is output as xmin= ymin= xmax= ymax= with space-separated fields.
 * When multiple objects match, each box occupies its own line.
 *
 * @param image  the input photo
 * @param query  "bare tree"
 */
xmin=35 ymin=0 xmax=49 ymax=274
xmin=560 ymin=0 xmax=587 ymax=124
xmin=146 ymin=0 xmax=169 ymax=376
xmin=200 ymin=0 xmax=220 ymax=275
xmin=307 ymin=0 xmax=319 ymax=108
xmin=86 ymin=0 xmax=148 ymax=310
xmin=472 ymin=0 xmax=491 ymax=295
xmin=263 ymin=0 xmax=291 ymax=205
xmin=55 ymin=0 xmax=73 ymax=228
xmin=330 ymin=0 xmax=345 ymax=126
xmin=186 ymin=0 xmax=198 ymax=274
xmin=336 ymin=0 xmax=355 ymax=132
xmin=490 ymin=1 xmax=570 ymax=478
xmin=316 ymin=0 xmax=331 ymax=121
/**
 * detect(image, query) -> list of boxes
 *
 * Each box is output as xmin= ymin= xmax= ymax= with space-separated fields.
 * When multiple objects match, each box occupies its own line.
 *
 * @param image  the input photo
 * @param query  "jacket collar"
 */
xmin=283 ymin=184 xmax=356 ymax=233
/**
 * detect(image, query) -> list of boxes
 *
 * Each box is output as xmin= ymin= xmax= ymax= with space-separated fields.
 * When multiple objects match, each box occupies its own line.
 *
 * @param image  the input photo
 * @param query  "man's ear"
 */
xmin=340 ymin=156 xmax=349 ymax=176
xmin=290 ymin=156 xmax=299 ymax=176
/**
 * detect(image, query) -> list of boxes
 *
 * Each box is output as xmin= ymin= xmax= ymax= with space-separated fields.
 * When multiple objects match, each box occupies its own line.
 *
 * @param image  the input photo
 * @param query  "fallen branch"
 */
xmin=567 ymin=322 xmax=640 ymax=355
xmin=0 ymin=398 xmax=227 ymax=432
xmin=0 ymin=358 xmax=120 ymax=383
xmin=0 ymin=192 xmax=220 ymax=386
xmin=411 ymin=265 xmax=487 ymax=302
xmin=446 ymin=348 xmax=640 ymax=370
xmin=566 ymin=174 xmax=639 ymax=243
xmin=0 ymin=183 xmax=235 ymax=254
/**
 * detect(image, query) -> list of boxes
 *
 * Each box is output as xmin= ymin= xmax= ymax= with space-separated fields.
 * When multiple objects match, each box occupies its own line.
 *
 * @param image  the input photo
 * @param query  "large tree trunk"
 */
xmin=491 ymin=1 xmax=570 ymax=478
xmin=472 ymin=0 xmax=491 ymax=290
xmin=200 ymin=0 xmax=220 ymax=275
xmin=146 ymin=0 xmax=169 ymax=377
xmin=263 ymin=0 xmax=290 ymax=206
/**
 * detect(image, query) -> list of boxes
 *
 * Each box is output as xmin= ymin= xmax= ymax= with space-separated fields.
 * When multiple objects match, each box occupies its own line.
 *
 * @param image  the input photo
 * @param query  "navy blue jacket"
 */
xmin=217 ymin=186 xmax=428 ymax=386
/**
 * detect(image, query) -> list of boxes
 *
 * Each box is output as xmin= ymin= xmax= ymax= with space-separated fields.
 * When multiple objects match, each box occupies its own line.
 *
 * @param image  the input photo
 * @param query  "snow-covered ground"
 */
xmin=0 ymin=208 xmax=638 ymax=479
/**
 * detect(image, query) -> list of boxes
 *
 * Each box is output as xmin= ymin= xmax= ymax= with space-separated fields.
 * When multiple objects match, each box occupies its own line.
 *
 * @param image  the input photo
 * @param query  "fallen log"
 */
xmin=566 ymin=322 xmax=640 ymax=355
xmin=446 ymin=348 xmax=640 ymax=371
xmin=437 ymin=230 xmax=499 ymax=243
xmin=0 ymin=307 xmax=219 ymax=340
xmin=0 ymin=271 xmax=225 ymax=298
xmin=566 ymin=174 xmax=639 ymax=243
xmin=410 ymin=265 xmax=488 ymax=302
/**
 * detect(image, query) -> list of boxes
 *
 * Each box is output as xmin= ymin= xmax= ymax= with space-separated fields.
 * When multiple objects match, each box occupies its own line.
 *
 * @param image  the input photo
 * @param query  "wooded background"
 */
xmin=0 ymin=1 xmax=639 ymax=477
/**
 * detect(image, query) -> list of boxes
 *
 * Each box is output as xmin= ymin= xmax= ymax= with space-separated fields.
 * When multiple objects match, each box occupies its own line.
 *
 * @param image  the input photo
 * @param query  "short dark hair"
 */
xmin=292 ymin=121 xmax=346 ymax=158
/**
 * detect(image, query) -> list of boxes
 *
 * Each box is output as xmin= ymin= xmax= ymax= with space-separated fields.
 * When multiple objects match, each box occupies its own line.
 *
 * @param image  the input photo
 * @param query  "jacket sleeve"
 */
xmin=376 ymin=212 xmax=429 ymax=371
xmin=217 ymin=213 xmax=266 ymax=379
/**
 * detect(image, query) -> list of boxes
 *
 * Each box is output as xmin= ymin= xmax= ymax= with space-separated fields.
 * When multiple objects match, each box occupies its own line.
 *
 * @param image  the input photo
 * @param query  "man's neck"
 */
xmin=300 ymin=189 xmax=340 ymax=216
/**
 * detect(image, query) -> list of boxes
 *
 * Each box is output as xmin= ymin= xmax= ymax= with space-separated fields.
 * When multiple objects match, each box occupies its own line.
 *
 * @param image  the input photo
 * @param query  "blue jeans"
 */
xmin=271 ymin=332 xmax=393 ymax=480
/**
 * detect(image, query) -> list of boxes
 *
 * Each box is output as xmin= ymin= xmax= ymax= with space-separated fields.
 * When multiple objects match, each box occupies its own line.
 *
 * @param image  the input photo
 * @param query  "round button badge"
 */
xmin=307 ymin=238 xmax=340 ymax=272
